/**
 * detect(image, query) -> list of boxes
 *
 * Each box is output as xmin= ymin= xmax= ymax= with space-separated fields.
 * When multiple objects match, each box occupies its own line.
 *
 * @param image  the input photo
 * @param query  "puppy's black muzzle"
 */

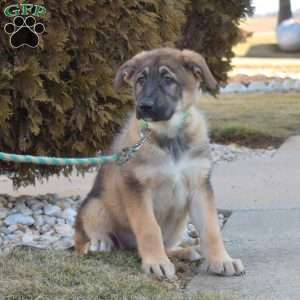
xmin=136 ymin=96 xmax=175 ymax=121
xmin=137 ymin=99 xmax=154 ymax=120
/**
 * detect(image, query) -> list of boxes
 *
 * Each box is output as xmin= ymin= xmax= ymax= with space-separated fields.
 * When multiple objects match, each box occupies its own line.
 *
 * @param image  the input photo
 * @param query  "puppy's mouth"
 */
xmin=136 ymin=107 xmax=174 ymax=122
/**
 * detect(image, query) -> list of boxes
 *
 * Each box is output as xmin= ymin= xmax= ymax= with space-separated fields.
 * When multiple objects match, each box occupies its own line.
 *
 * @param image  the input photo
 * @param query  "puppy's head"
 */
xmin=115 ymin=48 xmax=217 ymax=122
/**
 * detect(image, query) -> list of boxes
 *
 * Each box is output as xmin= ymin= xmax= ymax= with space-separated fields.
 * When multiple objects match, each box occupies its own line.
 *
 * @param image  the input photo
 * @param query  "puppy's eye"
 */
xmin=136 ymin=76 xmax=145 ymax=86
xmin=163 ymin=76 xmax=175 ymax=85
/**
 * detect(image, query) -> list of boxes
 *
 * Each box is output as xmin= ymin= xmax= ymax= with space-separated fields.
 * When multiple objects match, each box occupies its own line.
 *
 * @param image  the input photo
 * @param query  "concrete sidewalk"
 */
xmin=188 ymin=136 xmax=300 ymax=299
xmin=0 ymin=171 xmax=95 ymax=198
xmin=187 ymin=210 xmax=300 ymax=300
xmin=232 ymin=57 xmax=300 ymax=68
xmin=213 ymin=136 xmax=300 ymax=210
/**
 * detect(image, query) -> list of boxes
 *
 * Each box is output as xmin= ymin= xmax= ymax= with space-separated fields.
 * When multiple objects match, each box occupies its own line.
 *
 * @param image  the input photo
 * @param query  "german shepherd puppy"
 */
xmin=74 ymin=48 xmax=245 ymax=280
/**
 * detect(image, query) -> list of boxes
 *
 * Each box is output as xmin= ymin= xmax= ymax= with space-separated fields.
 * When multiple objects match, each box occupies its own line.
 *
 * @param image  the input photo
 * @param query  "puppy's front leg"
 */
xmin=125 ymin=189 xmax=176 ymax=280
xmin=190 ymin=176 xmax=245 ymax=276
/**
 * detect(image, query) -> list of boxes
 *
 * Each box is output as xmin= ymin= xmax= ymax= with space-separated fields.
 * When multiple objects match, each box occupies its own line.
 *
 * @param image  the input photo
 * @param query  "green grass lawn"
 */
xmin=199 ymin=93 xmax=300 ymax=148
xmin=0 ymin=248 xmax=222 ymax=300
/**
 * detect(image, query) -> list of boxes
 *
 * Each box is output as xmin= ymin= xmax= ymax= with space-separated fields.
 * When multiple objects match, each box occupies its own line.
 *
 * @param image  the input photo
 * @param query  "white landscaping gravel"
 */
xmin=0 ymin=144 xmax=277 ymax=255
xmin=221 ymin=77 xmax=300 ymax=94
xmin=211 ymin=143 xmax=276 ymax=164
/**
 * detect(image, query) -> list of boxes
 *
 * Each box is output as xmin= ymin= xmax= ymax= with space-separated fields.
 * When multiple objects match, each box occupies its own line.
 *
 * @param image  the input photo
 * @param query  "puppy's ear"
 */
xmin=114 ymin=51 xmax=147 ymax=92
xmin=181 ymin=49 xmax=218 ymax=95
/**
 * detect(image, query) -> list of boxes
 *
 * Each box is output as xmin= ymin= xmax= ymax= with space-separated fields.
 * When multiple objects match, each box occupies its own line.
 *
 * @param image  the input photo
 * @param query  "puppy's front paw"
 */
xmin=206 ymin=258 xmax=245 ymax=276
xmin=142 ymin=257 xmax=176 ymax=281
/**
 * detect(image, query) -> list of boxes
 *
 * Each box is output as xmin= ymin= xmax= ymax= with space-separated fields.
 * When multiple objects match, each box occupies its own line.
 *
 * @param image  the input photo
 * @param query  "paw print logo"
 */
xmin=4 ymin=16 xmax=45 ymax=48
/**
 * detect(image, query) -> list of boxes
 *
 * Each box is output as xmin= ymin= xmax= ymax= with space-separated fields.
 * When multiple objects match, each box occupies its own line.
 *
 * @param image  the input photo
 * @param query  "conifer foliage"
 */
xmin=0 ymin=0 xmax=252 ymax=187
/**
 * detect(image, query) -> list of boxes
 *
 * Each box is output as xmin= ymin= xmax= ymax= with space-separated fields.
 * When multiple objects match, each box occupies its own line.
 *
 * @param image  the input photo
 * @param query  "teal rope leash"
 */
xmin=0 ymin=152 xmax=119 ymax=166
xmin=0 ymin=108 xmax=190 ymax=166
xmin=0 ymin=123 xmax=150 ymax=166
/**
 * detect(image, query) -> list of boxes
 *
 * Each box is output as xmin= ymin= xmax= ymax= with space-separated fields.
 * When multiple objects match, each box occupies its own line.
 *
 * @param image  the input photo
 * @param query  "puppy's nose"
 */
xmin=138 ymin=101 xmax=154 ymax=114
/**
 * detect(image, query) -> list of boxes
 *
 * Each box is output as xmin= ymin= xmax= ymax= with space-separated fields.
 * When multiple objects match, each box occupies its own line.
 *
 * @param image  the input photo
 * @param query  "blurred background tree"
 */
xmin=0 ymin=0 xmax=253 ymax=187
xmin=278 ymin=0 xmax=292 ymax=24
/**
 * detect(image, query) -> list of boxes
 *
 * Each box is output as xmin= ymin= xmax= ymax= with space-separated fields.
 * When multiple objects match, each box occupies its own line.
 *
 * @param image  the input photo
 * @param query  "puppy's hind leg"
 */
xmin=167 ymin=245 xmax=202 ymax=262
xmin=74 ymin=197 xmax=113 ymax=255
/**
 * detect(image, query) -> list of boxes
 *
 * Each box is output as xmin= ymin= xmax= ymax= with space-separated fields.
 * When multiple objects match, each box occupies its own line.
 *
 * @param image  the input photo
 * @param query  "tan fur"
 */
xmin=167 ymin=245 xmax=202 ymax=261
xmin=75 ymin=48 xmax=244 ymax=280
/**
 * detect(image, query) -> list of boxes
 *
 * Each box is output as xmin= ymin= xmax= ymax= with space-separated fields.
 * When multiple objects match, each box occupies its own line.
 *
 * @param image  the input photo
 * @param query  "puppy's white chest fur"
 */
xmin=153 ymin=153 xmax=208 ymax=209
xmin=151 ymin=149 xmax=211 ymax=248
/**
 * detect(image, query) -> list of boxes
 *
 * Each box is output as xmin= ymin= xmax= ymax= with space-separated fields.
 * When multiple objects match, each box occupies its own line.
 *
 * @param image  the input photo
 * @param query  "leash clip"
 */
xmin=116 ymin=127 xmax=150 ymax=165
